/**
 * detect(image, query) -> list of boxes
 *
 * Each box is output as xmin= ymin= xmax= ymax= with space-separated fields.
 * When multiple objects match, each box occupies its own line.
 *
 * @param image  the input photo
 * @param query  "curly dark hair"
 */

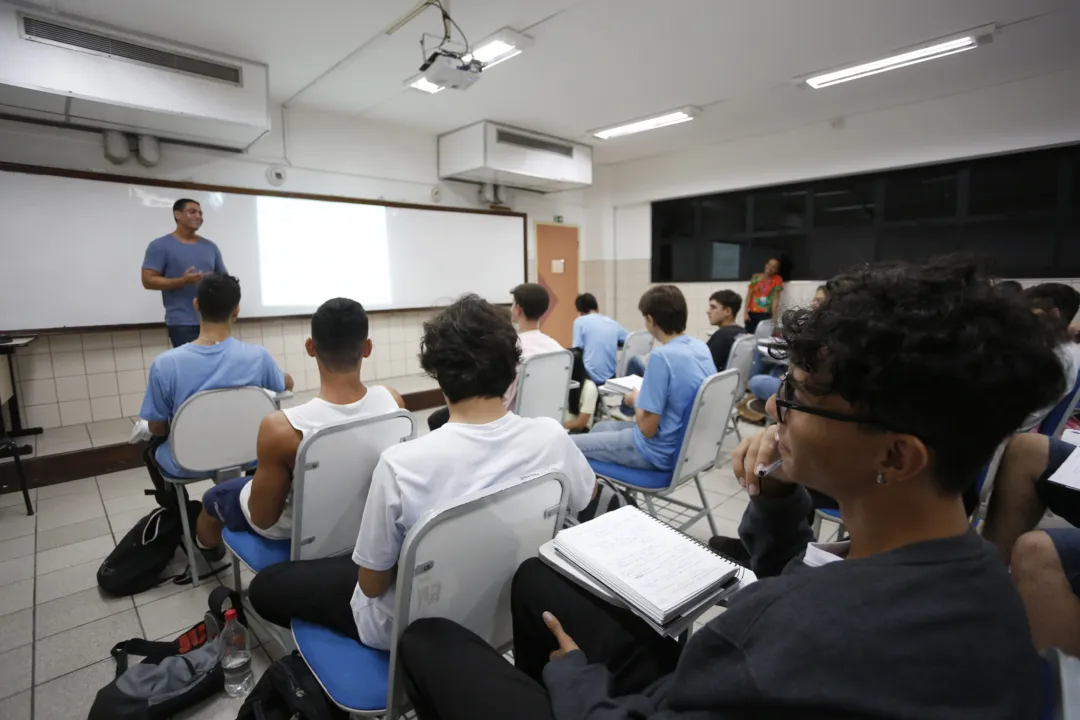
xmin=420 ymin=294 xmax=521 ymax=403
xmin=777 ymin=259 xmax=1065 ymax=495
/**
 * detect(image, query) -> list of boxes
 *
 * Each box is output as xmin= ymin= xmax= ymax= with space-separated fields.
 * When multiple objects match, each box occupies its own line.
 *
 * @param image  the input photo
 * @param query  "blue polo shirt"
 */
xmin=572 ymin=313 xmax=628 ymax=384
xmin=143 ymin=234 xmax=226 ymax=326
xmin=633 ymin=335 xmax=717 ymax=470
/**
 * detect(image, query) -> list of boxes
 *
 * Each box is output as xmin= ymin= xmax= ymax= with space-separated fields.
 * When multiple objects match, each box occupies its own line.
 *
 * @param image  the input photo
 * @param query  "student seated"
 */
xmin=396 ymin=259 xmax=1062 ymax=720
xmin=745 ymin=284 xmax=829 ymax=408
xmin=1024 ymin=282 xmax=1080 ymax=425
xmin=427 ymin=283 xmax=562 ymax=431
xmin=563 ymin=349 xmax=598 ymax=434
xmin=572 ymin=292 xmax=628 ymax=385
xmin=705 ymin=289 xmax=746 ymax=371
xmin=140 ymin=273 xmax=293 ymax=484
xmin=572 ymin=286 xmax=716 ymax=471
xmin=249 ymin=294 xmax=596 ymax=650
xmin=193 ymin=298 xmax=403 ymax=557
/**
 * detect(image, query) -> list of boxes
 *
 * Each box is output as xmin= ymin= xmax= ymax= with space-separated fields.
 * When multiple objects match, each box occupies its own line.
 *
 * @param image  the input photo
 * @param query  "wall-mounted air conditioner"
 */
xmin=0 ymin=4 xmax=270 ymax=150
xmin=438 ymin=121 xmax=592 ymax=193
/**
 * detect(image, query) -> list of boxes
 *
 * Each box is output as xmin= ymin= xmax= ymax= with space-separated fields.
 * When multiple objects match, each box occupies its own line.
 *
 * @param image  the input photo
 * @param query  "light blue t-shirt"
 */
xmin=633 ymin=335 xmax=717 ymax=471
xmin=143 ymin=234 xmax=226 ymax=326
xmin=572 ymin=313 xmax=628 ymax=384
xmin=140 ymin=337 xmax=285 ymax=478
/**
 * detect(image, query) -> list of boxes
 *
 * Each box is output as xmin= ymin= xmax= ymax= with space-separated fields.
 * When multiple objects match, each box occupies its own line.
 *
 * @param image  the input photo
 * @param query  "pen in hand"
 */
xmin=757 ymin=459 xmax=783 ymax=478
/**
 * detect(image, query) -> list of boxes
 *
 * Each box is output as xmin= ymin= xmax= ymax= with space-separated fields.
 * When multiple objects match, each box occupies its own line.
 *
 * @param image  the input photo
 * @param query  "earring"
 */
xmin=876 ymin=472 xmax=888 ymax=485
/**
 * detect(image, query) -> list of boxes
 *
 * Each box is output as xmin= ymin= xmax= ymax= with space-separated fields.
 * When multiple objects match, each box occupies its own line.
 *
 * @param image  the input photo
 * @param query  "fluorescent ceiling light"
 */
xmin=591 ymin=107 xmax=699 ymax=140
xmin=462 ymin=28 xmax=532 ymax=68
xmin=805 ymin=34 xmax=984 ymax=89
xmin=404 ymin=74 xmax=444 ymax=94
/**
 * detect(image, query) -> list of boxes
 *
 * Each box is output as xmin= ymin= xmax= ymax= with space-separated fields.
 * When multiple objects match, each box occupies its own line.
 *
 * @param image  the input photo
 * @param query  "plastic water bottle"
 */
xmin=221 ymin=608 xmax=254 ymax=698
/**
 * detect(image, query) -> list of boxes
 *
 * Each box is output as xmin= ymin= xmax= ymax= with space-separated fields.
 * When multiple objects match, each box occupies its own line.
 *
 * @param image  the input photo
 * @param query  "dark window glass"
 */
xmin=1060 ymin=226 xmax=1080 ymax=275
xmin=969 ymin=149 xmax=1060 ymax=216
xmin=697 ymin=194 xmax=747 ymax=239
xmin=747 ymin=236 xmax=807 ymax=281
xmin=962 ymin=218 xmax=1058 ymax=277
xmin=813 ymin=177 xmax=878 ymax=228
xmin=710 ymin=242 xmax=742 ymax=280
xmin=804 ymin=227 xmax=874 ymax=278
xmin=753 ymin=188 xmax=806 ymax=231
xmin=884 ymin=165 xmax=960 ymax=222
xmin=877 ymin=226 xmax=961 ymax=264
xmin=653 ymin=199 xmax=695 ymax=239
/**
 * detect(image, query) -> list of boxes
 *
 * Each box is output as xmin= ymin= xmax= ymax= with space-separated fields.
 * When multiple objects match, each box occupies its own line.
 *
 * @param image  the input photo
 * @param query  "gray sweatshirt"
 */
xmin=542 ymin=487 xmax=1040 ymax=720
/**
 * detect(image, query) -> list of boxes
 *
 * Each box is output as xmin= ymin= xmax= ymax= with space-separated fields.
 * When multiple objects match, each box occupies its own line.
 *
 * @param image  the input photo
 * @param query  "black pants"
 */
xmin=745 ymin=312 xmax=771 ymax=334
xmin=399 ymin=558 xmax=681 ymax=720
xmin=167 ymin=324 xmax=200 ymax=348
xmin=248 ymin=555 xmax=360 ymax=641
xmin=427 ymin=406 xmax=450 ymax=432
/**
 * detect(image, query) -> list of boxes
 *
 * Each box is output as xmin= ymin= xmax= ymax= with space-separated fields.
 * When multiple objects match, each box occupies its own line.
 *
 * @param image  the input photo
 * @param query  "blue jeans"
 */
xmin=571 ymin=421 xmax=657 ymax=470
xmin=626 ymin=355 xmax=646 ymax=377
xmin=167 ymin=325 xmax=200 ymax=348
xmin=749 ymin=374 xmax=781 ymax=402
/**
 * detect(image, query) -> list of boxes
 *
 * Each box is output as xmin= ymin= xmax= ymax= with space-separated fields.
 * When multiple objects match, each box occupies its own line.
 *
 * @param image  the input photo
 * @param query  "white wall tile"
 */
xmin=59 ymin=399 xmax=93 ymax=425
xmin=112 ymin=331 xmax=141 ymax=349
xmin=284 ymin=354 xmax=307 ymax=374
xmin=52 ymin=352 xmax=86 ymax=378
xmin=116 ymin=370 xmax=145 ymax=395
xmin=389 ymin=344 xmax=406 ymax=362
xmin=114 ymin=347 xmax=143 ymax=372
xmin=270 ymin=355 xmax=286 ymax=373
xmin=83 ymin=349 xmax=116 ymax=375
xmin=139 ymin=329 xmax=167 ymax=345
xmin=120 ymin=393 xmax=143 ymax=418
xmin=17 ymin=354 xmax=52 ymax=380
xmin=290 ymin=372 xmax=307 ymax=392
xmin=360 ymin=363 xmax=375 ymax=382
xmin=141 ymin=346 xmax=167 ymax=368
xmin=238 ymin=323 xmax=262 ymax=340
xmin=87 ymin=373 xmax=118 ymax=399
xmin=406 ymin=356 xmax=421 ymax=375
xmin=20 ymin=379 xmax=57 ymax=406
xmin=47 ymin=335 xmax=82 ymax=353
xmin=55 ymin=376 xmax=89 ymax=402
xmin=305 ymin=370 xmax=321 ymax=390
xmin=80 ymin=333 xmax=112 ymax=351
xmin=389 ymin=325 xmax=405 ymax=343
xmin=261 ymin=321 xmax=284 ymax=339
xmin=261 ymin=336 xmax=284 ymax=354
xmin=26 ymin=403 xmax=61 ymax=430
xmin=90 ymin=396 xmax=122 ymax=421
xmin=25 ymin=337 xmax=49 ymax=355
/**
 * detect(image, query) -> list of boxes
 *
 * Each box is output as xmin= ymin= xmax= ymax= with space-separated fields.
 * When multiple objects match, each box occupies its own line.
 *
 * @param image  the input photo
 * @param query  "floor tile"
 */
xmin=686 ymin=515 xmax=739 ymax=544
xmin=0 ymin=580 xmax=33 ymax=618
xmin=35 ymin=609 xmax=141 ymax=684
xmin=137 ymin=582 xmax=221 ymax=641
xmin=36 ymin=438 xmax=94 ymax=457
xmin=36 ymin=535 xmax=114 ymax=576
xmin=0 ymin=556 xmax=34 ymax=587
xmin=95 ymin=467 xmax=153 ymax=500
xmin=700 ymin=468 xmax=744 ymax=497
xmin=0 ymin=644 xmax=31 ymax=701
xmin=35 ymin=425 xmax=90 ymax=446
xmin=662 ymin=482 xmax=726 ymax=509
xmin=104 ymin=492 xmax=158 ymax=517
xmin=0 ymin=689 xmax=30 ymax=720
xmin=33 ymin=658 xmax=115 ymax=720
xmin=133 ymin=553 xmax=196 ymax=607
xmin=36 ymin=586 xmax=135 ymax=639
xmin=0 ymin=535 xmax=34 ymax=563
xmin=0 ymin=510 xmax=35 ymax=542
xmin=86 ymin=418 xmax=135 ymax=447
xmin=36 ymin=478 xmax=97 ymax=501
xmin=36 ymin=493 xmax=105 ymax=532
xmin=0 ymin=489 xmax=35 ymax=509
xmin=36 ymin=559 xmax=102 ymax=604
xmin=36 ymin=517 xmax=111 ymax=553
xmin=0 ymin=608 xmax=32 ymax=655
xmin=108 ymin=508 xmax=155 ymax=541
xmin=714 ymin=496 xmax=750 ymax=522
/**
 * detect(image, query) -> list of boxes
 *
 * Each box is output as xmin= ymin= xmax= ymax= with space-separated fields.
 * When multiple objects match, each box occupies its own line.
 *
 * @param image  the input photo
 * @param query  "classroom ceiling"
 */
xmin=17 ymin=0 xmax=1080 ymax=165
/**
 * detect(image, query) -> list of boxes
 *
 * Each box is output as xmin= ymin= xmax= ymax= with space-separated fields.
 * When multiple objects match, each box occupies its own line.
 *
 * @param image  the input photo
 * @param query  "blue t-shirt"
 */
xmin=140 ymin=337 xmax=285 ymax=478
xmin=143 ymin=234 xmax=226 ymax=326
xmin=572 ymin=313 xmax=628 ymax=384
xmin=633 ymin=335 xmax=717 ymax=471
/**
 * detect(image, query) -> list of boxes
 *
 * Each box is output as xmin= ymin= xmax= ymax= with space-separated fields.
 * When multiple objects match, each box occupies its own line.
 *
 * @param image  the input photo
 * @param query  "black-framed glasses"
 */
xmin=774 ymin=375 xmax=886 ymax=427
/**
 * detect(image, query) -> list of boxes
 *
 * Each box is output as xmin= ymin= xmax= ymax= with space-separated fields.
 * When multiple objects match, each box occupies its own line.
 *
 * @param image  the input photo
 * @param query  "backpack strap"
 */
xmin=207 ymin=585 xmax=246 ymax=626
xmin=110 ymin=638 xmax=181 ymax=675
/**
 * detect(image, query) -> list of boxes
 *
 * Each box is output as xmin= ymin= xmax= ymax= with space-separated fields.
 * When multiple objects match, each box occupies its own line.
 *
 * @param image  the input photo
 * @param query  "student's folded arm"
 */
xmin=738 ymin=484 xmax=814 ymax=578
xmin=543 ymin=653 xmax=659 ymax=720
xmin=246 ymin=413 xmax=297 ymax=531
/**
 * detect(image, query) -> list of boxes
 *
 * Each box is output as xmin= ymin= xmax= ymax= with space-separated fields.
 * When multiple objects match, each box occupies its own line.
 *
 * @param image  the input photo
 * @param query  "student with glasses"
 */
xmin=395 ymin=259 xmax=1061 ymax=720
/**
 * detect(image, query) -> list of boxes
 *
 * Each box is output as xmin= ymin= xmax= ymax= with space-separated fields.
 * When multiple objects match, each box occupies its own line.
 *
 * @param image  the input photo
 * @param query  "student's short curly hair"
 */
xmin=777 ymin=259 xmax=1065 ymax=495
xmin=420 ymin=294 xmax=521 ymax=403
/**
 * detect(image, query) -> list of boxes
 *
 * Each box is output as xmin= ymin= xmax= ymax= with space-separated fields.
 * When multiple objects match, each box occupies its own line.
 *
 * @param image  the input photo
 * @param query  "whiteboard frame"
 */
xmin=0 ymin=161 xmax=528 ymax=334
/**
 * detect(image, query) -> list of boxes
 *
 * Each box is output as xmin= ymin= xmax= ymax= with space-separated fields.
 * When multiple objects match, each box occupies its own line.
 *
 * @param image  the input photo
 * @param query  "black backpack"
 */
xmin=236 ymin=651 xmax=347 ymax=720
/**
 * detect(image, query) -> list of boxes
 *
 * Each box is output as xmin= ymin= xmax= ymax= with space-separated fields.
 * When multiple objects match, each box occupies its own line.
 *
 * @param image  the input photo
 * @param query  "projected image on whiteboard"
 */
xmin=257 ymin=197 xmax=392 ymax=307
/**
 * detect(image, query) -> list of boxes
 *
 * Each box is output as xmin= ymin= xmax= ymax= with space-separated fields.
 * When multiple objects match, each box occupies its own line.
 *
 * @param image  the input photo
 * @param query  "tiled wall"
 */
xmin=11 ymin=310 xmax=437 ymax=429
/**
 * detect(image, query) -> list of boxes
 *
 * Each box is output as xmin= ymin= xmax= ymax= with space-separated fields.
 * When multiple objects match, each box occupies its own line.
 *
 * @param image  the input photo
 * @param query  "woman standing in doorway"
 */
xmin=744 ymin=257 xmax=784 ymax=333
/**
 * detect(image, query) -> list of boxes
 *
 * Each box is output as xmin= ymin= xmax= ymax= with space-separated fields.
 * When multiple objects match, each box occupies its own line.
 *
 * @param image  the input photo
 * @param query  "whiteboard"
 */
xmin=0 ymin=169 xmax=525 ymax=331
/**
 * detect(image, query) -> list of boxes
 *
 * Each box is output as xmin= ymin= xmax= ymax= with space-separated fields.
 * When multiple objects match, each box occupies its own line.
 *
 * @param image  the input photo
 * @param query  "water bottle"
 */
xmin=221 ymin=608 xmax=254 ymax=698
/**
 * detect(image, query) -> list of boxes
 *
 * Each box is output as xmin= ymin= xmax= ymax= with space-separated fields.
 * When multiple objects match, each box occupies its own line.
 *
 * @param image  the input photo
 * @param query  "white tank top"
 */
xmin=239 ymin=385 xmax=401 ymax=539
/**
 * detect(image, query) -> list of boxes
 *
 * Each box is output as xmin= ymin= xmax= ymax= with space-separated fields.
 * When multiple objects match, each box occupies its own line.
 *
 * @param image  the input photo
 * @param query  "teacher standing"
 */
xmin=141 ymin=198 xmax=227 ymax=347
xmin=743 ymin=257 xmax=783 ymax=334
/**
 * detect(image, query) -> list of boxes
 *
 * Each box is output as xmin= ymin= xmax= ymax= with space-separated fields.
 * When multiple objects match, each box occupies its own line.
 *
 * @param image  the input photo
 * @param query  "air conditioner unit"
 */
xmin=438 ymin=122 xmax=592 ymax=193
xmin=0 ymin=6 xmax=270 ymax=150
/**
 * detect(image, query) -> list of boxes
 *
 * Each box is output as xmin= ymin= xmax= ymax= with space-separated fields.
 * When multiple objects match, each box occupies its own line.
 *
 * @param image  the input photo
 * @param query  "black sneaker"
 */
xmin=708 ymin=536 xmax=751 ymax=568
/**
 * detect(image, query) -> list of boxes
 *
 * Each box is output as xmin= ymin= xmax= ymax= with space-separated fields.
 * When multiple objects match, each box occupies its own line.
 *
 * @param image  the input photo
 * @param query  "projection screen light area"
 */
xmin=0 ymin=169 xmax=526 ymax=331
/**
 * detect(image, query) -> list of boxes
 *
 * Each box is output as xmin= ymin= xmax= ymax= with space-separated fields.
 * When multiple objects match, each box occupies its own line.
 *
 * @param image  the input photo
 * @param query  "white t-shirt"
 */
xmin=349 ymin=412 xmax=595 ymax=649
xmin=238 ymin=386 xmax=401 ymax=540
xmin=503 ymin=329 xmax=565 ymax=409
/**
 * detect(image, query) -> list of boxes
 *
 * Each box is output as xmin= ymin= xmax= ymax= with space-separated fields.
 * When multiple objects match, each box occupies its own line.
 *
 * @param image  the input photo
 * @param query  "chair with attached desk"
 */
xmin=514 ymin=349 xmax=574 ymax=423
xmin=588 ymin=369 xmax=741 ymax=536
xmin=221 ymin=410 xmax=416 ymax=589
xmin=159 ymin=386 xmax=279 ymax=585
xmin=616 ymin=330 xmax=654 ymax=378
xmin=724 ymin=334 xmax=757 ymax=443
xmin=754 ymin=319 xmax=775 ymax=339
xmin=290 ymin=470 xmax=572 ymax=718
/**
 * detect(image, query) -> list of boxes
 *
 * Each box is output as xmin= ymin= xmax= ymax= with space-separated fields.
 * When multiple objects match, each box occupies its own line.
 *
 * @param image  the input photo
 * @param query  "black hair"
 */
xmin=420 ymin=294 xmax=520 ymax=403
xmin=173 ymin=198 xmax=199 ymax=215
xmin=575 ymin=293 xmax=599 ymax=314
xmin=777 ymin=259 xmax=1064 ymax=495
xmin=567 ymin=347 xmax=587 ymax=415
xmin=638 ymin=285 xmax=688 ymax=335
xmin=709 ymin=289 xmax=742 ymax=317
xmin=311 ymin=298 xmax=369 ymax=372
xmin=196 ymin=273 xmax=241 ymax=323
xmin=1026 ymin=283 xmax=1080 ymax=325
xmin=511 ymin=283 xmax=551 ymax=321
xmin=996 ymin=280 xmax=1023 ymax=298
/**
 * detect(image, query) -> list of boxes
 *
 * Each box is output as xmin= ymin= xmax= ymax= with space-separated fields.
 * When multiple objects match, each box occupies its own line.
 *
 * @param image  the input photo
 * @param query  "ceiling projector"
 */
xmin=419 ymin=50 xmax=483 ymax=91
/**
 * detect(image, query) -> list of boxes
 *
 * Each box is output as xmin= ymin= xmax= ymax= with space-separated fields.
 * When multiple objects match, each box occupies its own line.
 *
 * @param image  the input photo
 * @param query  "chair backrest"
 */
xmin=972 ymin=436 xmax=1010 ymax=530
xmin=670 ymin=369 xmax=742 ymax=485
xmin=616 ymin=330 xmax=654 ymax=377
xmin=170 ymin=387 xmax=278 ymax=473
xmin=725 ymin=334 xmax=756 ymax=397
xmin=292 ymin=410 xmax=416 ymax=561
xmin=1039 ymin=367 xmax=1080 ymax=439
xmin=386 ymin=471 xmax=571 ymax=717
xmin=514 ymin=349 xmax=573 ymax=422
xmin=754 ymin=319 xmax=775 ymax=339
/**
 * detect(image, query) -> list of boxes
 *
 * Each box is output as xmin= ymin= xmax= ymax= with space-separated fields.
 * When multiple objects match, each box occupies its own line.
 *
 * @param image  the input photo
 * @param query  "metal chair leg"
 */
xmin=730 ymin=413 xmax=743 ymax=443
xmin=175 ymin=484 xmax=201 ymax=586
xmin=643 ymin=493 xmax=657 ymax=518
xmin=694 ymin=476 xmax=718 ymax=536
xmin=231 ymin=550 xmax=243 ymax=593
xmin=10 ymin=446 xmax=33 ymax=516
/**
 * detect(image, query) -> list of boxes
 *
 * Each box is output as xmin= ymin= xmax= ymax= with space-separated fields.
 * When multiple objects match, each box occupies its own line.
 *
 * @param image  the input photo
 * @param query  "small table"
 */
xmin=0 ymin=337 xmax=41 ymax=459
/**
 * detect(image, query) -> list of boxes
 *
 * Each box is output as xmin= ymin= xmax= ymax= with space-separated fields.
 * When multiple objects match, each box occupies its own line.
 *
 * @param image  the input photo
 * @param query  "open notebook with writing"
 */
xmin=552 ymin=506 xmax=740 ymax=632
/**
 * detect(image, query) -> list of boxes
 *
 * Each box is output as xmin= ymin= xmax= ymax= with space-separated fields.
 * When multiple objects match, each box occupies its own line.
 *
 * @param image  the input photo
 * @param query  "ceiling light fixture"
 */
xmin=804 ymin=29 xmax=992 ymax=89
xmin=404 ymin=74 xmax=444 ymax=94
xmin=462 ymin=28 xmax=533 ymax=68
xmin=591 ymin=107 xmax=700 ymax=140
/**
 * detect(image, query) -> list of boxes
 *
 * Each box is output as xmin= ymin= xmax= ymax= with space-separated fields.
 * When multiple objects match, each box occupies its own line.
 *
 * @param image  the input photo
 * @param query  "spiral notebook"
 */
xmin=552 ymin=506 xmax=739 ymax=627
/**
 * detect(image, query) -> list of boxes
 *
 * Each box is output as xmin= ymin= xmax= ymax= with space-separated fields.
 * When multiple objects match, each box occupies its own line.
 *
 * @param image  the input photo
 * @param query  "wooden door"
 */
xmin=536 ymin=223 xmax=579 ymax=347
